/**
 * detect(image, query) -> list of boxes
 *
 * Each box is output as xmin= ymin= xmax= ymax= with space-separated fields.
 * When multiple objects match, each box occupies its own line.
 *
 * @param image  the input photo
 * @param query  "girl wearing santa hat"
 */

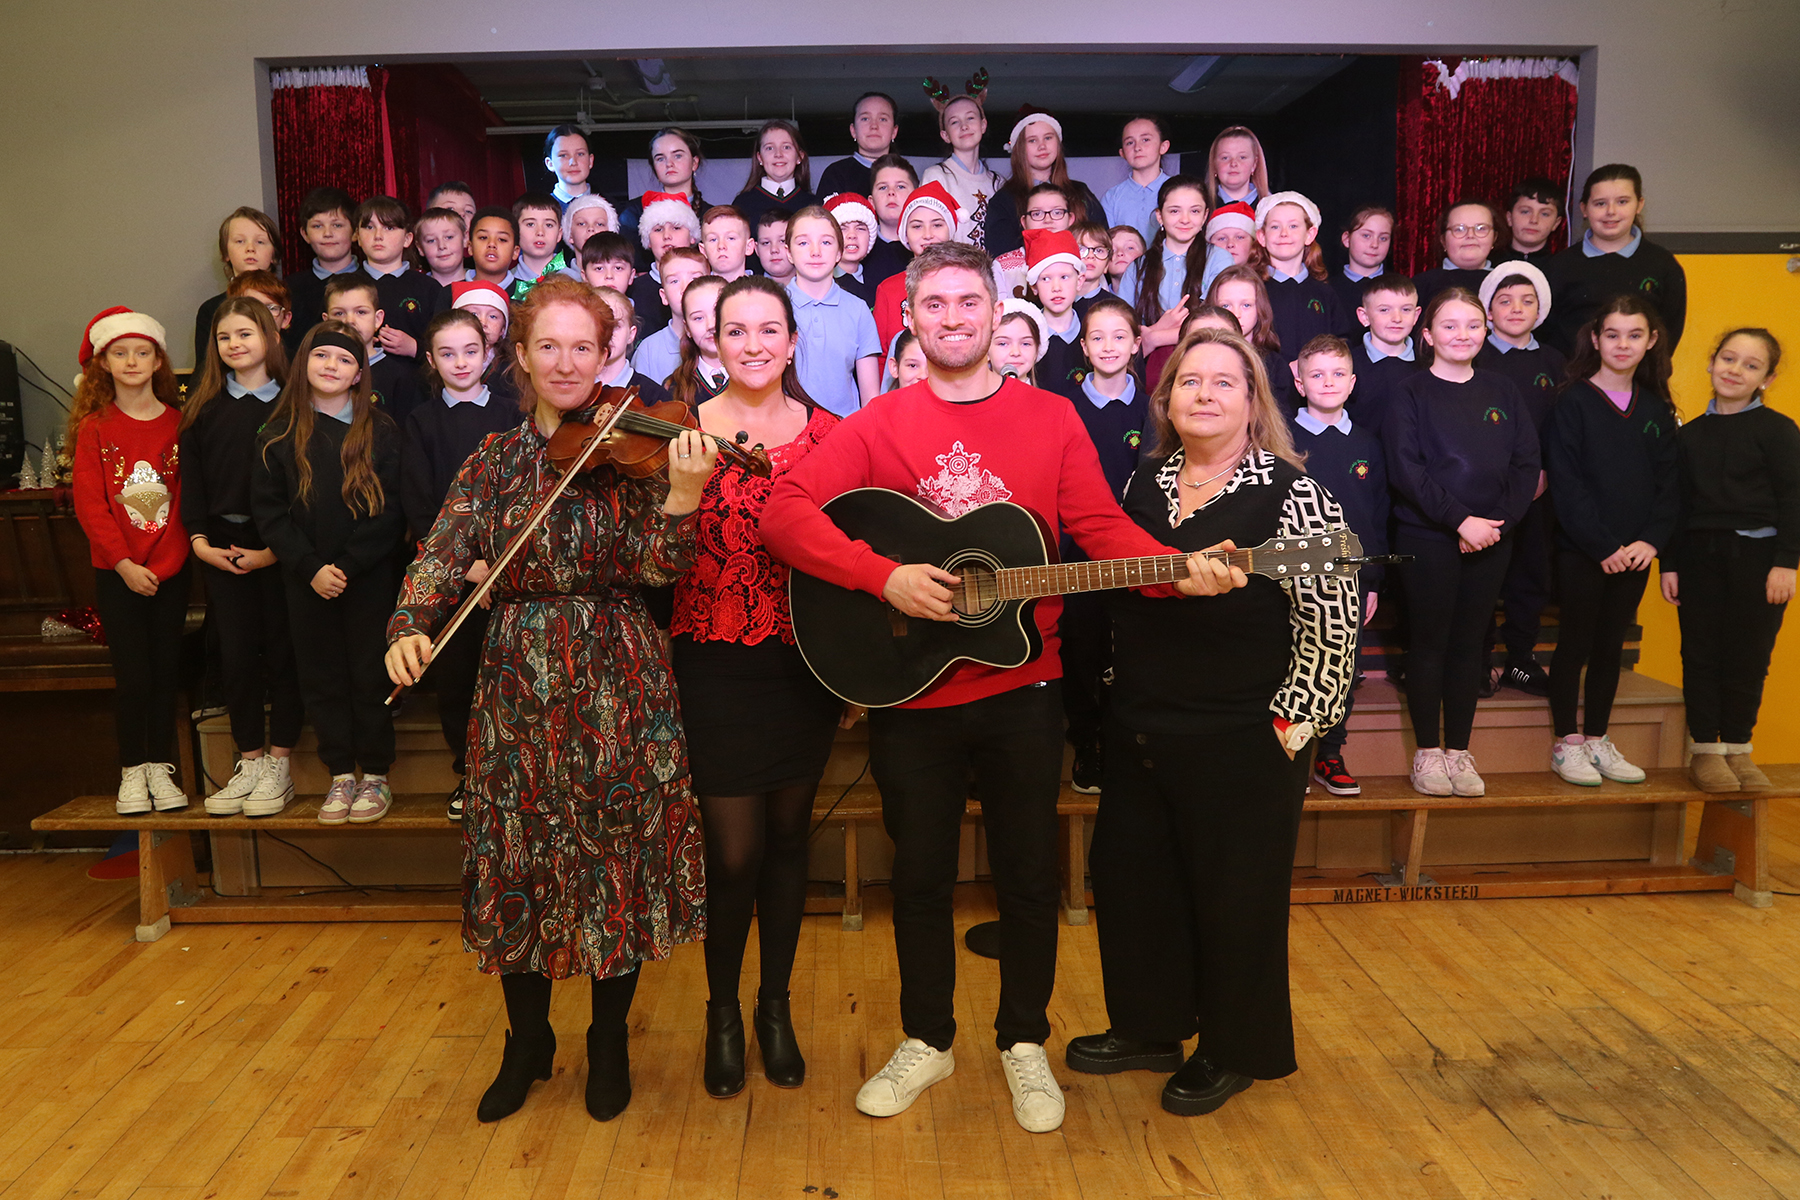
xmin=984 ymin=110 xmax=1105 ymax=259
xmin=872 ymin=182 xmax=961 ymax=352
xmin=69 ymin=307 xmax=193 ymax=814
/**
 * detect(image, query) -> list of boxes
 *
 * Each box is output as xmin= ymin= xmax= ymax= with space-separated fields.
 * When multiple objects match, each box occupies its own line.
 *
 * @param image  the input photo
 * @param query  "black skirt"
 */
xmin=672 ymin=634 xmax=842 ymax=795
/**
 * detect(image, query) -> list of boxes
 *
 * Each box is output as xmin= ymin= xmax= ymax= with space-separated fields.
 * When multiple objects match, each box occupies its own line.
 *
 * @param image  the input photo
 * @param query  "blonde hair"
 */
xmin=1147 ymin=326 xmax=1303 ymax=470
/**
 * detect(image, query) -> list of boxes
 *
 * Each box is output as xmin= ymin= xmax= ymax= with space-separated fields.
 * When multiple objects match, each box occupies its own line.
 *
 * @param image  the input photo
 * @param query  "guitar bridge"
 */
xmin=887 ymin=608 xmax=908 ymax=638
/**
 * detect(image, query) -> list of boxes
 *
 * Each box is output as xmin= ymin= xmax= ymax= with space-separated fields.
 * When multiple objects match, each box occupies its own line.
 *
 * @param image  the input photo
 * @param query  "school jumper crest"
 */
xmin=917 ymin=440 xmax=1012 ymax=517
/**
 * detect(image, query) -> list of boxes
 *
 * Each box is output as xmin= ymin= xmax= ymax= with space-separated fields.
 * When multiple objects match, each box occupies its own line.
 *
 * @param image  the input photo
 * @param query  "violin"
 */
xmin=385 ymin=382 xmax=769 ymax=706
xmin=547 ymin=383 xmax=772 ymax=478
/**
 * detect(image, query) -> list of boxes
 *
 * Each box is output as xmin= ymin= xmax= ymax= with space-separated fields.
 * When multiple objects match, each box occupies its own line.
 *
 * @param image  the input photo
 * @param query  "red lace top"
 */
xmin=672 ymin=406 xmax=839 ymax=644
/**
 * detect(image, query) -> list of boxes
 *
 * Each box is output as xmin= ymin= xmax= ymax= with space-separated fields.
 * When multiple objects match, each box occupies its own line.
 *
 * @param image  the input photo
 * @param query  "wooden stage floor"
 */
xmin=2 ymin=800 xmax=1799 ymax=1199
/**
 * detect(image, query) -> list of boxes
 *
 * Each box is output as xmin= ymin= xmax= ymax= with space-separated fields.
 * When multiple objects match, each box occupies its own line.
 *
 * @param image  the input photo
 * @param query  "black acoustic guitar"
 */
xmin=788 ymin=488 xmax=1395 ymax=707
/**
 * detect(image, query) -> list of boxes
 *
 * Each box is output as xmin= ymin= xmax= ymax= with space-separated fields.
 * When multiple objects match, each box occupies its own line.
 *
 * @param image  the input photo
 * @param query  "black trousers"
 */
xmin=284 ymin=567 xmax=398 ymax=775
xmin=1548 ymin=552 xmax=1648 ymax=738
xmin=1488 ymin=493 xmax=1553 ymax=663
xmin=430 ymin=588 xmax=490 ymax=776
xmin=1396 ymin=531 xmax=1513 ymax=750
xmin=868 ymin=680 xmax=1064 ymax=1052
xmin=203 ymin=555 xmax=304 ymax=754
xmin=1091 ymin=717 xmax=1311 ymax=1079
xmin=1059 ymin=591 xmax=1110 ymax=751
xmin=1677 ymin=531 xmax=1788 ymax=744
xmin=93 ymin=565 xmax=190 ymax=769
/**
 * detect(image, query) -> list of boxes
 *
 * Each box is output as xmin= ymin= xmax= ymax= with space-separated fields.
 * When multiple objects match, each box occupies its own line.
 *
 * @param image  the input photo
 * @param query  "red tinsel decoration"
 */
xmin=52 ymin=606 xmax=106 ymax=646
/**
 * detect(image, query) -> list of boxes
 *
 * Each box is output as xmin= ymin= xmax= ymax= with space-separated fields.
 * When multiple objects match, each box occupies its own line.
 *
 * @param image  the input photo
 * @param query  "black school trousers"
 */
xmin=201 ymin=522 xmax=303 ymax=753
xmin=429 ymin=587 xmax=490 ymax=776
xmin=1487 ymin=492 xmax=1553 ymax=663
xmin=1059 ymin=591 xmax=1109 ymax=750
xmin=1677 ymin=530 xmax=1789 ymax=744
xmin=93 ymin=564 xmax=190 ymax=769
xmin=1091 ymin=716 xmax=1312 ymax=1079
xmin=1396 ymin=530 xmax=1513 ymax=750
xmin=1547 ymin=551 xmax=1648 ymax=738
xmin=867 ymin=680 xmax=1064 ymax=1052
xmin=283 ymin=567 xmax=397 ymax=775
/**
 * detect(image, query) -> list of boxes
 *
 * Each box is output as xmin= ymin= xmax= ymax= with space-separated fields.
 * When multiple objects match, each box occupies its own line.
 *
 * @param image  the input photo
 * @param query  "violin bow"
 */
xmin=384 ymin=396 xmax=632 ymax=705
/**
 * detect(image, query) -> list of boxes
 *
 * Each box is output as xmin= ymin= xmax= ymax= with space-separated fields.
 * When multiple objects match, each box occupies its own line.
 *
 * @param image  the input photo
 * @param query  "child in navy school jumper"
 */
xmin=181 ymin=298 xmax=301 ymax=817
xmin=1474 ymin=261 xmax=1567 ymax=695
xmin=442 ymin=280 xmax=517 ymax=409
xmin=1385 ymin=288 xmax=1540 ymax=799
xmin=1412 ymin=199 xmax=1497 ymax=310
xmin=416 ymin=207 xmax=469 ymax=291
xmin=1286 ymin=334 xmax=1388 ymax=797
xmin=594 ymin=287 xmax=674 ymax=406
xmin=69 ymin=308 xmax=192 ymax=814
xmin=1542 ymin=294 xmax=1679 ymax=788
xmin=1545 ymin=163 xmax=1688 ymax=358
xmin=543 ymin=124 xmax=594 ymax=207
xmin=194 ymin=207 xmax=282 ymax=372
xmin=226 ymin=270 xmax=297 ymax=359
xmin=1026 ymin=229 xmax=1088 ymax=393
xmin=466 ymin=207 xmax=522 ymax=294
xmin=325 ymin=273 xmax=424 ymax=425
xmin=1256 ymin=191 xmax=1351 ymax=356
xmin=1330 ymin=205 xmax=1394 ymax=322
xmin=1662 ymin=328 xmax=1796 ymax=792
xmin=667 ymin=275 xmax=731 ymax=407
xmin=1503 ymin=178 xmax=1565 ymax=268
xmin=426 ymin=182 xmax=478 ymax=237
xmin=984 ymin=110 xmax=1104 ymax=259
xmin=253 ymin=320 xmax=405 ymax=826
xmin=1052 ymin=294 xmax=1149 ymax=791
xmin=627 ymin=192 xmax=703 ymax=337
xmin=863 ymin=153 xmax=918 ymax=287
xmin=733 ymin=120 xmax=818 ymax=232
xmin=401 ymin=307 xmax=525 ymax=821
xmin=285 ymin=188 xmax=358 ymax=346
xmin=510 ymin=193 xmax=574 ymax=298
xmin=1207 ymin=264 xmax=1293 ymax=409
xmin=756 ymin=207 xmax=795 ymax=285
xmin=619 ymin=127 xmax=708 ymax=270
xmin=1205 ymin=125 xmax=1270 ymax=209
xmin=701 ymin=205 xmax=755 ymax=283
xmin=355 ymin=195 xmax=442 ymax=364
xmin=1346 ymin=274 xmax=1423 ymax=438
xmin=630 ymin=247 xmax=710 ymax=388
xmin=824 ymin=192 xmax=879 ymax=305
xmin=817 ymin=92 xmax=899 ymax=200
xmin=581 ymin=231 xmax=638 ymax=302
xmin=1072 ymin=220 xmax=1115 ymax=315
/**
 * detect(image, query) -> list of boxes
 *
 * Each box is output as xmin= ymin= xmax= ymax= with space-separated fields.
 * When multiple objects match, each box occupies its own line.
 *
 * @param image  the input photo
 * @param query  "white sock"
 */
xmin=364 ymin=773 xmax=388 ymax=784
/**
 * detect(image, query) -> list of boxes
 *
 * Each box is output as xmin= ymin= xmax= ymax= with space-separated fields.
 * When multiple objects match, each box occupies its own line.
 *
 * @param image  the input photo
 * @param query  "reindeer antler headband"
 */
xmin=922 ymin=66 xmax=990 ymax=114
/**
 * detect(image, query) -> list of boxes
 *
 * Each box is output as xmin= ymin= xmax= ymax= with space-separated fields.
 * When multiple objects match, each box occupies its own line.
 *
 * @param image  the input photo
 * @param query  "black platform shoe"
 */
xmin=704 ymin=1000 xmax=746 ymax=1098
xmin=476 ymin=1027 xmax=556 ymax=1123
xmin=1064 ymin=1029 xmax=1186 ymax=1075
xmin=585 ymin=1024 xmax=632 ymax=1121
xmin=754 ymin=990 xmax=806 ymax=1088
xmin=1161 ymin=1053 xmax=1252 ymax=1116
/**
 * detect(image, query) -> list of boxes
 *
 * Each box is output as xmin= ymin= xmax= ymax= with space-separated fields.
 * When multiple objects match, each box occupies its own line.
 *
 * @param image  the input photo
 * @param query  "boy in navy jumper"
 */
xmin=324 ymin=273 xmax=422 ymax=425
xmin=1412 ymin=199 xmax=1497 ymax=310
xmin=1503 ymin=178 xmax=1565 ymax=267
xmin=1287 ymin=335 xmax=1387 ymax=796
xmin=354 ymin=195 xmax=441 ymax=364
xmin=817 ymin=92 xmax=900 ymax=199
xmin=286 ymin=188 xmax=358 ymax=342
xmin=1346 ymin=275 xmax=1423 ymax=438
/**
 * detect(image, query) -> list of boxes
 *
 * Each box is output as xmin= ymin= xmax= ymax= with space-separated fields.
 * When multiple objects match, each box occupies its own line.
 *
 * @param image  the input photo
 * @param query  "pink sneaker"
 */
xmin=317 ymin=777 xmax=356 ymax=825
xmin=348 ymin=779 xmax=392 ymax=824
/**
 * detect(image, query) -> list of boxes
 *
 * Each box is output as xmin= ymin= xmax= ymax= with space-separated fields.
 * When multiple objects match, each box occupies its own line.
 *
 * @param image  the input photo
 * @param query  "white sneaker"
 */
xmin=205 ymin=757 xmax=262 ymax=815
xmin=1552 ymin=740 xmax=1602 ymax=786
xmin=116 ymin=765 xmax=151 ymax=815
xmin=1410 ymin=748 xmax=1452 ymax=796
xmin=855 ymin=1038 xmax=955 ymax=1117
xmin=241 ymin=756 xmax=294 ymax=817
xmin=1000 ymin=1042 xmax=1065 ymax=1133
xmin=142 ymin=763 xmax=189 ymax=811
xmin=1586 ymin=736 xmax=1646 ymax=783
xmin=1444 ymin=750 xmax=1485 ymax=797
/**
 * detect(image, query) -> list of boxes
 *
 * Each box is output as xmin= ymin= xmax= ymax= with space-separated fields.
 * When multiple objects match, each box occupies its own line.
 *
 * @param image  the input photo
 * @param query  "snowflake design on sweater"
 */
xmin=917 ymin=440 xmax=1012 ymax=517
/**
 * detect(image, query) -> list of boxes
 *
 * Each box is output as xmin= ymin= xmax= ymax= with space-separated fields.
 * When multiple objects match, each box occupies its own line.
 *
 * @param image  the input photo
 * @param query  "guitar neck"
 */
xmin=995 ymin=548 xmax=1253 ymax=601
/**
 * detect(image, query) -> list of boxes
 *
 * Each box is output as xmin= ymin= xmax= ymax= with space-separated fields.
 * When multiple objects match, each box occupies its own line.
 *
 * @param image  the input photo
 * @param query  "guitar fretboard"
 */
xmin=982 ymin=549 xmax=1255 ymax=602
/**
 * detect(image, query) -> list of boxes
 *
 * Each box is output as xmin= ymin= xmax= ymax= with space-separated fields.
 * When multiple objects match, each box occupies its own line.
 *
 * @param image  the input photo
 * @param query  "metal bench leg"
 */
xmin=137 ymin=829 xmax=200 ymax=941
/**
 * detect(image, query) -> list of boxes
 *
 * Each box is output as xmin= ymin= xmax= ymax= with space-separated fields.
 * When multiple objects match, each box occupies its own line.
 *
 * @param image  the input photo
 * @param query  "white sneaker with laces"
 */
xmin=1552 ymin=740 xmax=1602 ymax=786
xmin=855 ymin=1038 xmax=955 ymax=1117
xmin=116 ymin=765 xmax=151 ymax=815
xmin=1410 ymin=748 xmax=1452 ymax=796
xmin=142 ymin=763 xmax=189 ymax=811
xmin=205 ymin=757 xmax=262 ymax=815
xmin=1000 ymin=1042 xmax=1065 ymax=1133
xmin=1444 ymin=749 xmax=1485 ymax=797
xmin=1586 ymin=736 xmax=1646 ymax=783
xmin=242 ymin=755 xmax=295 ymax=817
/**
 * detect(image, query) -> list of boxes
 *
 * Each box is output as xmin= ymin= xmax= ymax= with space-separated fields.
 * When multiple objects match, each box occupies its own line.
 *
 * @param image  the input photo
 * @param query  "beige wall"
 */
xmin=3 ymin=1 xmax=1796 ymax=446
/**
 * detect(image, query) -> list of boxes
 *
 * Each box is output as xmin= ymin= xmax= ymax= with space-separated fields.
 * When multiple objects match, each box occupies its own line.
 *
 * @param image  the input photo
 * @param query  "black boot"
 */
xmin=585 ymin=1023 xmax=632 ymax=1121
xmin=476 ymin=1027 xmax=556 ymax=1123
xmin=753 ymin=989 xmax=805 ymax=1088
xmin=1161 ymin=1053 xmax=1253 ymax=1116
xmin=704 ymin=999 xmax=746 ymax=1097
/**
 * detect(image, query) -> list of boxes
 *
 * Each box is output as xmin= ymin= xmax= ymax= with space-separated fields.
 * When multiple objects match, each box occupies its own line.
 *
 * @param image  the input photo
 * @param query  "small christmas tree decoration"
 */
xmin=18 ymin=458 xmax=39 ymax=490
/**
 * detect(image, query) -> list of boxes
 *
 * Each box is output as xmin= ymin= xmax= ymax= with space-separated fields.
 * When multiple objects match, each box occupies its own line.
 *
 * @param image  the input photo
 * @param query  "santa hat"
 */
xmin=452 ymin=280 xmax=511 ymax=325
xmin=1255 ymin=191 xmax=1322 ymax=231
xmin=1004 ymin=108 xmax=1063 ymax=154
xmin=80 ymin=307 xmax=167 ymax=370
xmin=637 ymin=191 xmax=701 ymax=249
xmin=899 ymin=181 xmax=961 ymax=240
xmin=823 ymin=192 xmax=878 ymax=234
xmin=1022 ymin=229 xmax=1082 ymax=285
xmin=561 ymin=193 xmax=620 ymax=246
xmin=997 ymin=298 xmax=1051 ymax=361
xmin=1479 ymin=260 xmax=1553 ymax=328
xmin=1206 ymin=201 xmax=1257 ymax=238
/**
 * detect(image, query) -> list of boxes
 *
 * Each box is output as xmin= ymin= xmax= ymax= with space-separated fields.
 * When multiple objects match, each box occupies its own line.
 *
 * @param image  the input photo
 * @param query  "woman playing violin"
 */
xmin=385 ymin=275 xmax=719 ymax=1127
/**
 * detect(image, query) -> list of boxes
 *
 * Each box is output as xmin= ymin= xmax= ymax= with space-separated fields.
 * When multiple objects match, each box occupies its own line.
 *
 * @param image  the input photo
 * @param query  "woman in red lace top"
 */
xmin=671 ymin=275 xmax=849 ymax=1099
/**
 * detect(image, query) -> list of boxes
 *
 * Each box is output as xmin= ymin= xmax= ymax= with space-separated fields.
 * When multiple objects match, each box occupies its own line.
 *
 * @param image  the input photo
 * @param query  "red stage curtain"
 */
xmin=1395 ymin=57 xmax=1580 ymax=276
xmin=269 ymin=67 xmax=385 ymax=273
xmin=376 ymin=64 xmax=524 ymax=217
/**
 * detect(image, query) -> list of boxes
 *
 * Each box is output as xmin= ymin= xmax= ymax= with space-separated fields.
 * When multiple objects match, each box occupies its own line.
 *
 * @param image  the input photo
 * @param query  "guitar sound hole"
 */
xmin=952 ymin=564 xmax=1000 ymax=618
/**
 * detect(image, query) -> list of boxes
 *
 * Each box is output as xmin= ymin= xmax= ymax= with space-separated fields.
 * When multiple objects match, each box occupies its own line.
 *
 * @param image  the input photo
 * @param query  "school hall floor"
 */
xmin=2 ymin=805 xmax=1800 ymax=1200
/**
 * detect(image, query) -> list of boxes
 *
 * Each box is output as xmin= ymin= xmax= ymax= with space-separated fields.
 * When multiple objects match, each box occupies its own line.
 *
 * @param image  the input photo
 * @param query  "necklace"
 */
xmin=1180 ymin=446 xmax=1248 ymax=490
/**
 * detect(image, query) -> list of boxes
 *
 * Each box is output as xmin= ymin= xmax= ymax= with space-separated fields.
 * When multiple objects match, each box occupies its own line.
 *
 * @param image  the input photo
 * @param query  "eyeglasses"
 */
xmin=1078 ymin=245 xmax=1110 ymax=259
xmin=1447 ymin=223 xmax=1493 ymax=238
xmin=1025 ymin=207 xmax=1069 ymax=222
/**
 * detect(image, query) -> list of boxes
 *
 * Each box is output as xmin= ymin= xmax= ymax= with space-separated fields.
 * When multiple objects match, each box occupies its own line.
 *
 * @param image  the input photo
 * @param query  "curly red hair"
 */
xmin=506 ymin=276 xmax=617 ymax=415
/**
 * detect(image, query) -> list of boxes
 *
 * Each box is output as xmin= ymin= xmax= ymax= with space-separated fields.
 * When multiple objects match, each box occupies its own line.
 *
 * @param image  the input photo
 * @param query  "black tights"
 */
xmin=699 ymin=785 xmax=814 ymax=1005
xmin=498 ymin=968 xmax=640 ymax=1037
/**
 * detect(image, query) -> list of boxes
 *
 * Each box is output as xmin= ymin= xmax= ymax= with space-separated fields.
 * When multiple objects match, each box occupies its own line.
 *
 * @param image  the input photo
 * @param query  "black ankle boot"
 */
xmin=704 ymin=1000 xmax=746 ymax=1098
xmin=753 ymin=989 xmax=805 ymax=1088
xmin=585 ymin=1023 xmax=632 ymax=1121
xmin=476 ymin=1026 xmax=556 ymax=1123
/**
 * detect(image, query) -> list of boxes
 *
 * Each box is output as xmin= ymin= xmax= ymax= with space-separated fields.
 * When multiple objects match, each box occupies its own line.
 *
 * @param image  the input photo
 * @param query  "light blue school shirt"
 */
xmin=312 ymin=400 xmax=353 ymax=424
xmin=1294 ymin=409 xmax=1354 ymax=436
xmin=1344 ymin=264 xmax=1384 ymax=283
xmin=1117 ymin=242 xmax=1234 ymax=313
xmin=630 ymin=324 xmax=682 ymax=388
xmin=311 ymin=258 xmax=358 ymax=280
xmin=1079 ymin=373 xmax=1138 ymax=411
xmin=1362 ymin=333 xmax=1415 ymax=363
xmin=225 ymin=376 xmax=281 ymax=402
xmin=1486 ymin=332 xmax=1540 ymax=353
xmin=1101 ymin=171 xmax=1170 ymax=242
xmin=789 ymin=281 xmax=881 ymax=418
xmin=442 ymin=385 xmax=491 ymax=408
xmin=1582 ymin=226 xmax=1643 ymax=257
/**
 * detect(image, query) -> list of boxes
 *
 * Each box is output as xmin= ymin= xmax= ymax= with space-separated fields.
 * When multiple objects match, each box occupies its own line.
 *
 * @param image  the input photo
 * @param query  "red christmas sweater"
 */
xmin=760 ymin=376 xmax=1178 ymax=708
xmin=73 ymin=404 xmax=188 ymax=579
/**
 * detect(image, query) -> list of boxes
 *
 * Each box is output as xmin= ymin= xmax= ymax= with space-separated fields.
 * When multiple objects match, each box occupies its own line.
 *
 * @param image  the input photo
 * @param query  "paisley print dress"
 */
xmin=388 ymin=420 xmax=705 ymax=979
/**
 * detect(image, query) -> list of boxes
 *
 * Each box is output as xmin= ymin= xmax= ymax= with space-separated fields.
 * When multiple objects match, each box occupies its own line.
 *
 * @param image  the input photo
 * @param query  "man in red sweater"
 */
xmin=760 ymin=242 xmax=1241 ymax=1133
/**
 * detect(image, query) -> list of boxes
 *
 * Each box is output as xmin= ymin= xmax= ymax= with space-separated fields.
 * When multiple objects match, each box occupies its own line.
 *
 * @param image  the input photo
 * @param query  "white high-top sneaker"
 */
xmin=116 ymin=765 xmax=151 ymax=815
xmin=205 ymin=757 xmax=262 ymax=815
xmin=242 ymin=755 xmax=294 ymax=817
xmin=142 ymin=763 xmax=189 ymax=811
